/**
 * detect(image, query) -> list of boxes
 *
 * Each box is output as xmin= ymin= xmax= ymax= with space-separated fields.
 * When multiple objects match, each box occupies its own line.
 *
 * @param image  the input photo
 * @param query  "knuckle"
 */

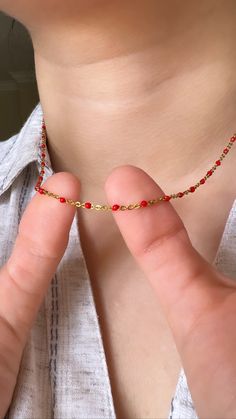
xmin=2 ymin=261 xmax=38 ymax=335
xmin=6 ymin=259 xmax=41 ymax=297
xmin=142 ymin=223 xmax=188 ymax=257
xmin=0 ymin=310 xmax=23 ymax=347
xmin=18 ymin=230 xmax=58 ymax=261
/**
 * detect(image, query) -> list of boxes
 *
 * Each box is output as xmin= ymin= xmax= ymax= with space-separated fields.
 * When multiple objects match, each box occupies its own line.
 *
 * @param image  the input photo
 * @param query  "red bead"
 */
xmin=85 ymin=202 xmax=92 ymax=209
xmin=207 ymin=170 xmax=213 ymax=176
xmin=39 ymin=176 xmax=43 ymax=182
xmin=40 ymin=170 xmax=45 ymax=174
xmin=140 ymin=200 xmax=148 ymax=207
xmin=112 ymin=204 xmax=120 ymax=211
xmin=200 ymin=178 xmax=205 ymax=185
xmin=59 ymin=197 xmax=66 ymax=203
xmin=42 ymin=123 xmax=46 ymax=129
xmin=223 ymin=148 xmax=229 ymax=154
xmin=41 ymin=162 xmax=45 ymax=166
xmin=230 ymin=136 xmax=236 ymax=143
xmin=41 ymin=153 xmax=46 ymax=158
xmin=178 ymin=192 xmax=184 ymax=198
xmin=41 ymin=144 xmax=46 ymax=148
xmin=39 ymin=188 xmax=44 ymax=194
xmin=189 ymin=186 xmax=195 ymax=193
xmin=163 ymin=195 xmax=171 ymax=201
xmin=215 ymin=160 xmax=221 ymax=166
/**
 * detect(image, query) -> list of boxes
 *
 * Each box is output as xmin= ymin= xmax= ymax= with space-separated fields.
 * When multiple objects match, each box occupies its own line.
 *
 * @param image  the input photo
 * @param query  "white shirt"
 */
xmin=1 ymin=103 xmax=236 ymax=418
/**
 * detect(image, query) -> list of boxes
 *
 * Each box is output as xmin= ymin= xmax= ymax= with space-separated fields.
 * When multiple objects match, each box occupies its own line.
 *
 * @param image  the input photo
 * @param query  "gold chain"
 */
xmin=34 ymin=119 xmax=236 ymax=212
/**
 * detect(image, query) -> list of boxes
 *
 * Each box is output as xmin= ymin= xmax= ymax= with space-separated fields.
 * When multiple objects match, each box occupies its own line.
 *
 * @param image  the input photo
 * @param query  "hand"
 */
xmin=0 ymin=172 xmax=80 ymax=418
xmin=1 ymin=166 xmax=235 ymax=419
xmin=104 ymin=164 xmax=236 ymax=419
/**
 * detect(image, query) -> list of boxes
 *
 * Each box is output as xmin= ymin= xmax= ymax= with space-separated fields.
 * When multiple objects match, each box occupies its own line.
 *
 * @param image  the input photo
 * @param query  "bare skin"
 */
xmin=0 ymin=0 xmax=236 ymax=417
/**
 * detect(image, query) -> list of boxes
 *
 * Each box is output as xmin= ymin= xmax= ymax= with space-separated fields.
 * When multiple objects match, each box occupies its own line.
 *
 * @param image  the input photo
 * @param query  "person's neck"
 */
xmin=30 ymin=1 xmax=236 ymax=204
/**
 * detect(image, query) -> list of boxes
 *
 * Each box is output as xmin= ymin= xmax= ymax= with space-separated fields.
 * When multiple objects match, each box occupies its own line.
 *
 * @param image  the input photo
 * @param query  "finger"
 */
xmin=0 ymin=172 xmax=80 ymax=350
xmin=105 ymin=165 xmax=218 ymax=342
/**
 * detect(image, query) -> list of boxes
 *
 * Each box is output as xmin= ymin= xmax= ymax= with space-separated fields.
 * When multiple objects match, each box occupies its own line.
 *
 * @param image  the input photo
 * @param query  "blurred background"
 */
xmin=0 ymin=12 xmax=39 ymax=142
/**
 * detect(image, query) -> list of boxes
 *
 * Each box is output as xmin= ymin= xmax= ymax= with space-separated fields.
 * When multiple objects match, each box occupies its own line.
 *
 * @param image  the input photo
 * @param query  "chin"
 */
xmin=0 ymin=0 xmax=111 ymax=24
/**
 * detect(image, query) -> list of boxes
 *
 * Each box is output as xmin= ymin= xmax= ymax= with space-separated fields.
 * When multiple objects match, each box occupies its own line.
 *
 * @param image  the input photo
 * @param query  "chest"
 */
xmin=81 ymin=244 xmax=182 ymax=418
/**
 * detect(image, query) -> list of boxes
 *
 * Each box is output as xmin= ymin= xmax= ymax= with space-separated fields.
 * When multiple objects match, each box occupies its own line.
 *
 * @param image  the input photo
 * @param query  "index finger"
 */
xmin=105 ymin=165 xmax=214 ymax=335
xmin=0 ymin=171 xmax=80 ymax=346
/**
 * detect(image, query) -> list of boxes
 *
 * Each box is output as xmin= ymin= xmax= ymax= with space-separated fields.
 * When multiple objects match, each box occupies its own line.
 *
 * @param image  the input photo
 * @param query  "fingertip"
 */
xmin=105 ymin=164 xmax=156 ymax=208
xmin=33 ymin=171 xmax=81 ymax=216
xmin=39 ymin=171 xmax=81 ymax=204
xmin=19 ymin=171 xmax=81 ymax=247
xmin=105 ymin=164 xmax=158 ymax=210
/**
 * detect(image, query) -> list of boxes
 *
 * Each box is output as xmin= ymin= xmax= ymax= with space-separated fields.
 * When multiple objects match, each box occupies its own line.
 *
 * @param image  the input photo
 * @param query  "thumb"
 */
xmin=104 ymin=165 xmax=220 ymax=346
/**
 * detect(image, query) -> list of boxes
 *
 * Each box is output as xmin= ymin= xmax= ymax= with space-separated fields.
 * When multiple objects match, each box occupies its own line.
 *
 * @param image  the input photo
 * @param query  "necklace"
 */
xmin=34 ymin=118 xmax=236 ymax=212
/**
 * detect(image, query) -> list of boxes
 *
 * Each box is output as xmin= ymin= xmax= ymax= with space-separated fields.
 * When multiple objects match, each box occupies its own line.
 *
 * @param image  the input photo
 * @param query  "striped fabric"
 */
xmin=0 ymin=103 xmax=236 ymax=418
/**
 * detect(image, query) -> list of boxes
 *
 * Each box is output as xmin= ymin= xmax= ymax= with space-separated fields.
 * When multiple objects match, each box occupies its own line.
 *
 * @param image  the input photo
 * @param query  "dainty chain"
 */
xmin=34 ymin=118 xmax=236 ymax=212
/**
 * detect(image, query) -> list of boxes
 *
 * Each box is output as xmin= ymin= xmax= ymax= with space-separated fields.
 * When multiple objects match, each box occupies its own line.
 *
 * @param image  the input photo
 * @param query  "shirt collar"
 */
xmin=0 ymin=102 xmax=52 ymax=197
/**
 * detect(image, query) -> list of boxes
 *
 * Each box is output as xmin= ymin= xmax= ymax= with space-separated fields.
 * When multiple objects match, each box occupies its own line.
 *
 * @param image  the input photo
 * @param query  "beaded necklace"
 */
xmin=34 ymin=119 xmax=236 ymax=212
